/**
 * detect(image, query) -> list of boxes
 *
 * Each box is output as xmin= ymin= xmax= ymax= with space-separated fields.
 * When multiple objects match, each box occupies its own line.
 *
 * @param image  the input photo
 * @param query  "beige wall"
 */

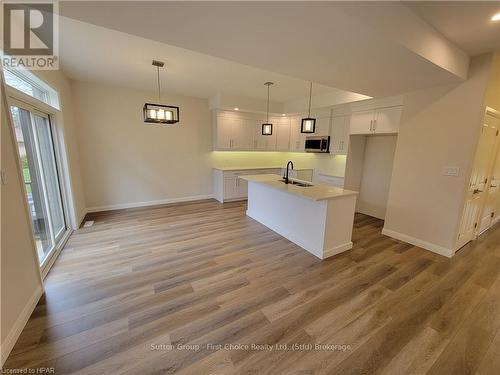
xmin=384 ymin=54 xmax=493 ymax=253
xmin=357 ymin=135 xmax=397 ymax=219
xmin=71 ymin=81 xmax=214 ymax=210
xmin=1 ymin=84 xmax=43 ymax=365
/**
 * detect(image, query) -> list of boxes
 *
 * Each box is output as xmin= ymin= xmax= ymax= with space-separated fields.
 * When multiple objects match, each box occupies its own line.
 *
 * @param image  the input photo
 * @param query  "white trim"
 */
xmin=0 ymin=285 xmax=43 ymax=367
xmin=40 ymin=229 xmax=72 ymax=280
xmin=382 ymin=228 xmax=454 ymax=258
xmin=86 ymin=194 xmax=215 ymax=213
xmin=323 ymin=242 xmax=353 ymax=259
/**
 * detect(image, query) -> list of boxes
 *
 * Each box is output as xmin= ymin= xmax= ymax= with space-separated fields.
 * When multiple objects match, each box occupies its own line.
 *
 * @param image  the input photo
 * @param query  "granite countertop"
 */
xmin=239 ymin=174 xmax=358 ymax=201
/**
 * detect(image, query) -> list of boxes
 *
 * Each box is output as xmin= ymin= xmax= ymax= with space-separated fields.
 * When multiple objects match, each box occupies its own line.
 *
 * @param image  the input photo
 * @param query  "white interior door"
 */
xmin=458 ymin=111 xmax=500 ymax=246
xmin=479 ymin=140 xmax=500 ymax=233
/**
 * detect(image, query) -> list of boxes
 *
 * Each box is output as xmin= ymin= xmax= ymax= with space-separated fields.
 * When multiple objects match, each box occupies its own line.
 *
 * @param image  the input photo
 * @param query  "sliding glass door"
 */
xmin=10 ymin=105 xmax=66 ymax=266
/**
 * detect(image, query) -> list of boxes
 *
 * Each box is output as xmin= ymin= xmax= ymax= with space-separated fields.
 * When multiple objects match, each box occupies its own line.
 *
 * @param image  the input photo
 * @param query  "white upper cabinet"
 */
xmin=349 ymin=106 xmax=402 ymax=135
xmin=216 ymin=116 xmax=234 ymax=150
xmin=216 ymin=115 xmax=253 ymax=150
xmin=275 ymin=118 xmax=291 ymax=151
xmin=330 ymin=115 xmax=349 ymax=154
xmin=254 ymin=121 xmax=277 ymax=151
xmin=374 ymin=106 xmax=402 ymax=134
xmin=315 ymin=117 xmax=331 ymax=136
xmin=289 ymin=117 xmax=305 ymax=152
xmin=350 ymin=110 xmax=375 ymax=135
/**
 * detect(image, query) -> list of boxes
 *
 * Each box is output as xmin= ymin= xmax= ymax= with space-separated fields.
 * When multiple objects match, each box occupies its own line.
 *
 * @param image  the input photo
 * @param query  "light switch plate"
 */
xmin=442 ymin=166 xmax=460 ymax=176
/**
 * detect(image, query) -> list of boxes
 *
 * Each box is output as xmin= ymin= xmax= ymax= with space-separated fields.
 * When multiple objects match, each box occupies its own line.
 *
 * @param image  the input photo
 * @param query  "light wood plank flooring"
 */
xmin=4 ymin=199 xmax=500 ymax=374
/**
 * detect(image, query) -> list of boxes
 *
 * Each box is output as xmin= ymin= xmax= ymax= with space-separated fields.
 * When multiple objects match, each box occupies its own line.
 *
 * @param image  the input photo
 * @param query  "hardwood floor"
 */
xmin=4 ymin=199 xmax=500 ymax=374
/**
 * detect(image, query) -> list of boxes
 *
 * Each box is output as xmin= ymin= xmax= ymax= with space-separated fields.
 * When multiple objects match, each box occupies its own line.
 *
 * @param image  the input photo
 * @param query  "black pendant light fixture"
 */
xmin=301 ymin=82 xmax=316 ymax=133
xmin=143 ymin=60 xmax=180 ymax=124
xmin=262 ymin=81 xmax=274 ymax=135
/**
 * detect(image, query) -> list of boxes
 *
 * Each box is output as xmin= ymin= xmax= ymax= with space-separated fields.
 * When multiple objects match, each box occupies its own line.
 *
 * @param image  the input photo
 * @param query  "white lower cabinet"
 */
xmin=214 ymin=169 xmax=281 ymax=202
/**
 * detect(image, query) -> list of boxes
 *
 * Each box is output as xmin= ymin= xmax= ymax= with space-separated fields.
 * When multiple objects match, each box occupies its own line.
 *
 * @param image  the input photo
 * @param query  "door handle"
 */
xmin=473 ymin=189 xmax=483 ymax=194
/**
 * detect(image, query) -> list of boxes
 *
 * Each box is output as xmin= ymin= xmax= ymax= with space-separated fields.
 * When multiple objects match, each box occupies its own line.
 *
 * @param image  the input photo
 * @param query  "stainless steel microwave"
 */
xmin=305 ymin=136 xmax=330 ymax=153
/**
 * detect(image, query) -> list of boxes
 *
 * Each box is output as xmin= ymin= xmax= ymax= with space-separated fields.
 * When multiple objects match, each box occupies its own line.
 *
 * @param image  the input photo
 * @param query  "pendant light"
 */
xmin=301 ymin=82 xmax=316 ymax=133
xmin=143 ymin=60 xmax=180 ymax=124
xmin=262 ymin=81 xmax=274 ymax=135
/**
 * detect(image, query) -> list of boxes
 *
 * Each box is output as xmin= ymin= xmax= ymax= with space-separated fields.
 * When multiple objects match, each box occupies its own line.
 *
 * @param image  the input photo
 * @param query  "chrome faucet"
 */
xmin=284 ymin=160 xmax=294 ymax=184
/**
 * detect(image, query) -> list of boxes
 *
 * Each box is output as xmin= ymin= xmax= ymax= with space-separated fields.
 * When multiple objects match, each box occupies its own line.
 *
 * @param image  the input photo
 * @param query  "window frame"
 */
xmin=3 ymin=73 xmax=74 ymax=279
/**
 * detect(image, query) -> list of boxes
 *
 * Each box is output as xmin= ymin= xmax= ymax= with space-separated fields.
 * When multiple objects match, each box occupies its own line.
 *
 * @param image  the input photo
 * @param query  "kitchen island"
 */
xmin=239 ymin=174 xmax=358 ymax=259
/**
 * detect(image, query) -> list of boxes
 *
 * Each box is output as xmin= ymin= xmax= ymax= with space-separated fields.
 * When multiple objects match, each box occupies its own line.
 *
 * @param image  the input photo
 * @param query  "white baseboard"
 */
xmin=85 ymin=194 xmax=214 ymax=213
xmin=1 ymin=285 xmax=43 ymax=367
xmin=323 ymin=242 xmax=353 ymax=259
xmin=382 ymin=228 xmax=454 ymax=258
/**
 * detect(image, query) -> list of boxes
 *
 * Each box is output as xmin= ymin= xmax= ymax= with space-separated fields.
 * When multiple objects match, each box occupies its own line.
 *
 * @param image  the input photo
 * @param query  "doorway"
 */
xmin=457 ymin=108 xmax=500 ymax=248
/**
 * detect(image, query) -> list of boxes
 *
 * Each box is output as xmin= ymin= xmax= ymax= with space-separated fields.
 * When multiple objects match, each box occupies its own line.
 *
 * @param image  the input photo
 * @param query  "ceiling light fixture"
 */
xmin=262 ymin=82 xmax=274 ymax=136
xmin=143 ymin=60 xmax=179 ymax=124
xmin=234 ymin=107 xmax=239 ymax=111
xmin=492 ymin=12 xmax=500 ymax=21
xmin=301 ymin=82 xmax=316 ymax=133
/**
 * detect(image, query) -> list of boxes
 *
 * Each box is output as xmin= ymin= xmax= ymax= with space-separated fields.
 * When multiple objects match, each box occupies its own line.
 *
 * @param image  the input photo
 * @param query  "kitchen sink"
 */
xmin=280 ymin=179 xmax=313 ymax=187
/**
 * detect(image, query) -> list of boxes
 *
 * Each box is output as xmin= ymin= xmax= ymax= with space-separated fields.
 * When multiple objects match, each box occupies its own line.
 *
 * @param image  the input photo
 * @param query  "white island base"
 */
xmin=241 ymin=175 xmax=358 ymax=260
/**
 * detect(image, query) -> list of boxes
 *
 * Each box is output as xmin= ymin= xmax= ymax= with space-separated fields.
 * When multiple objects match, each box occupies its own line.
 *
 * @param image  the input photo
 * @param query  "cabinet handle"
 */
xmin=373 ymin=119 xmax=377 ymax=132
xmin=369 ymin=120 xmax=373 ymax=131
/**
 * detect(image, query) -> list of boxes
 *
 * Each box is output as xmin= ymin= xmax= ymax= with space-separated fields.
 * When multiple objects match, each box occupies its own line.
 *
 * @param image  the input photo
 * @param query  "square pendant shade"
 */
xmin=143 ymin=103 xmax=179 ymax=124
xmin=262 ymin=123 xmax=273 ymax=135
xmin=301 ymin=118 xmax=316 ymax=133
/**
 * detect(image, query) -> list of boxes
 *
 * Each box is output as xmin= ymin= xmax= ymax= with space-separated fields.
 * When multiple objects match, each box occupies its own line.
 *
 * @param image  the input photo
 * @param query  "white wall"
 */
xmin=383 ymin=54 xmax=493 ymax=255
xmin=357 ymin=135 xmax=397 ymax=219
xmin=1 ymin=84 xmax=43 ymax=366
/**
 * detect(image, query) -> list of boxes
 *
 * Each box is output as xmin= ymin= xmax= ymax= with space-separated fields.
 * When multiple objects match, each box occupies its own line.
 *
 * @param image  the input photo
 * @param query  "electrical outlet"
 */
xmin=442 ymin=166 xmax=460 ymax=177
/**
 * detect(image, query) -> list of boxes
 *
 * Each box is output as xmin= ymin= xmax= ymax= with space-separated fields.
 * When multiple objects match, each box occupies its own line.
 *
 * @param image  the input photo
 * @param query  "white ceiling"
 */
xmin=59 ymin=1 xmax=470 ymax=99
xmin=59 ymin=16 xmax=364 ymax=105
xmin=406 ymin=1 xmax=500 ymax=56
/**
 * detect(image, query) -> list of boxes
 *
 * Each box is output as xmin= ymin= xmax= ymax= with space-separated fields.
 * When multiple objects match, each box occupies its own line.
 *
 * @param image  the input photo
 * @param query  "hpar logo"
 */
xmin=1 ymin=1 xmax=59 ymax=70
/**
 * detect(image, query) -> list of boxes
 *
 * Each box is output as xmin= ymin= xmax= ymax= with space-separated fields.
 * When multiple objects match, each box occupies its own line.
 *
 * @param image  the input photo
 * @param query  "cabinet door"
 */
xmin=350 ymin=110 xmax=375 ymax=135
xmin=289 ymin=117 xmax=305 ymax=152
xmin=223 ymin=177 xmax=238 ymax=200
xmin=330 ymin=116 xmax=349 ymax=154
xmin=276 ymin=118 xmax=291 ymax=151
xmin=232 ymin=118 xmax=254 ymax=150
xmin=254 ymin=121 xmax=277 ymax=150
xmin=315 ymin=117 xmax=331 ymax=136
xmin=216 ymin=116 xmax=233 ymax=149
xmin=236 ymin=177 xmax=248 ymax=198
xmin=374 ymin=107 xmax=402 ymax=134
